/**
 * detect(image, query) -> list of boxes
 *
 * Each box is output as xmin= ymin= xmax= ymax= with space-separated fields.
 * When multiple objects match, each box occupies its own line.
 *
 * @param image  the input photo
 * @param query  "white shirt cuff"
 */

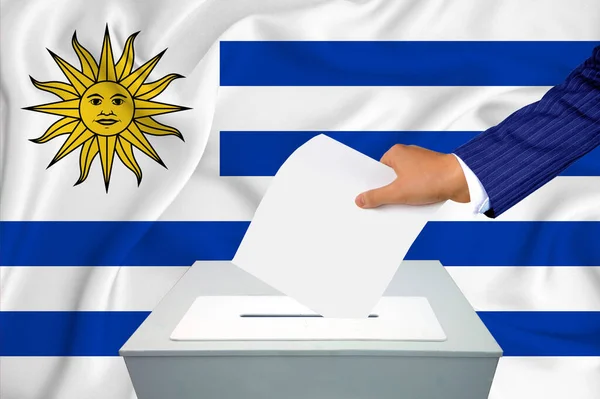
xmin=452 ymin=154 xmax=490 ymax=214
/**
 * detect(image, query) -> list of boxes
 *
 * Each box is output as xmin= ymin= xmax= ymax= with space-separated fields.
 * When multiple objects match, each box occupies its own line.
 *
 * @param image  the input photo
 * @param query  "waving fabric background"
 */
xmin=1 ymin=0 xmax=599 ymax=398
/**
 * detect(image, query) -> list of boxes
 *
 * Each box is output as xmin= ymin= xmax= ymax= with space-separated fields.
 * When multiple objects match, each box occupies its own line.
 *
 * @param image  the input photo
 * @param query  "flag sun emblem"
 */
xmin=25 ymin=25 xmax=189 ymax=191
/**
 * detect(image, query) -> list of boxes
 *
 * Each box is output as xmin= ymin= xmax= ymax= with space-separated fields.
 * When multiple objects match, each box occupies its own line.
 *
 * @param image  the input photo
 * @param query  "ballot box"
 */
xmin=119 ymin=260 xmax=502 ymax=399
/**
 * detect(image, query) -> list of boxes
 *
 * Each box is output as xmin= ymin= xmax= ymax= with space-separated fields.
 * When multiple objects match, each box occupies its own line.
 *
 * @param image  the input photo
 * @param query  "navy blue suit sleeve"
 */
xmin=454 ymin=45 xmax=600 ymax=218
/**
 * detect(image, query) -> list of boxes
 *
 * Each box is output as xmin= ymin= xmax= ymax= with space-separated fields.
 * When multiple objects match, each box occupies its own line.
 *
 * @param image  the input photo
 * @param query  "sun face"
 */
xmin=80 ymin=82 xmax=134 ymax=136
xmin=25 ymin=25 xmax=189 ymax=191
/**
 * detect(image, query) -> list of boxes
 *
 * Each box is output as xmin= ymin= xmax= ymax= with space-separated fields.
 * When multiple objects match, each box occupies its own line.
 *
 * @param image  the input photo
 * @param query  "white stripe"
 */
xmin=0 ymin=357 xmax=136 ymax=399
xmin=3 ymin=266 xmax=599 ymax=311
xmin=446 ymin=267 xmax=600 ymax=311
xmin=490 ymin=357 xmax=600 ymax=399
xmin=216 ymin=86 xmax=550 ymax=132
xmin=0 ymin=267 xmax=187 ymax=311
xmin=219 ymin=0 xmax=600 ymax=41
xmin=2 ymin=357 xmax=599 ymax=399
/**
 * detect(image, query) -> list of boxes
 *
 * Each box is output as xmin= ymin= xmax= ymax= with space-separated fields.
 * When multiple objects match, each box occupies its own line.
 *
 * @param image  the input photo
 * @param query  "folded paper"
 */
xmin=232 ymin=134 xmax=444 ymax=318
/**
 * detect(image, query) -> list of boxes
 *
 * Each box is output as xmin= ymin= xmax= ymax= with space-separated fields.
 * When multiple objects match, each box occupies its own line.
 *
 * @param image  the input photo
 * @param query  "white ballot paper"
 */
xmin=232 ymin=134 xmax=444 ymax=318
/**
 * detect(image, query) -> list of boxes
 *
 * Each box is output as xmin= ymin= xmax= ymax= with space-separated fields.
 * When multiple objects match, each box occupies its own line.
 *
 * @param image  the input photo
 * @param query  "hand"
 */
xmin=355 ymin=144 xmax=470 ymax=209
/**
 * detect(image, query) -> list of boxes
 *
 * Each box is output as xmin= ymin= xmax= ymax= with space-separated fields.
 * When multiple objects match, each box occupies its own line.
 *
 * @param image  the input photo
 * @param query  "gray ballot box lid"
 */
xmin=120 ymin=260 xmax=502 ymax=358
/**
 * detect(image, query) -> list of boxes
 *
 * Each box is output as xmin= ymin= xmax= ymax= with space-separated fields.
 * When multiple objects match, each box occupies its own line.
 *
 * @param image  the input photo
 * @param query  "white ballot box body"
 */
xmin=120 ymin=261 xmax=502 ymax=399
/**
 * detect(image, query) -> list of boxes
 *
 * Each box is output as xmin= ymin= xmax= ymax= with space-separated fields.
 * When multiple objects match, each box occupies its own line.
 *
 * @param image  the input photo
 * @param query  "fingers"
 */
xmin=379 ymin=145 xmax=399 ymax=167
xmin=380 ymin=149 xmax=393 ymax=167
xmin=380 ymin=143 xmax=414 ymax=167
xmin=356 ymin=145 xmax=405 ymax=209
xmin=355 ymin=181 xmax=400 ymax=209
xmin=356 ymin=144 xmax=419 ymax=208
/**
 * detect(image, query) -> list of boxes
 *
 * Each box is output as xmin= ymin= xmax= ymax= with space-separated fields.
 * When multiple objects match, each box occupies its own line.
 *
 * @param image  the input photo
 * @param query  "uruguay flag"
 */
xmin=1 ymin=0 xmax=599 ymax=398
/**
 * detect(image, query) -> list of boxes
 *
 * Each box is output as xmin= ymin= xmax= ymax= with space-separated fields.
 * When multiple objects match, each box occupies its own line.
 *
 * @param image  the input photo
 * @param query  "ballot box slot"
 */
xmin=240 ymin=314 xmax=379 ymax=318
xmin=169 ymin=296 xmax=447 ymax=341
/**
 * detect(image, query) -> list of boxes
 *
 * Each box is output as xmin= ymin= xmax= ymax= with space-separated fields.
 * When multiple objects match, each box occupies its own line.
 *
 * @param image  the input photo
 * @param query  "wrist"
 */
xmin=442 ymin=154 xmax=470 ymax=203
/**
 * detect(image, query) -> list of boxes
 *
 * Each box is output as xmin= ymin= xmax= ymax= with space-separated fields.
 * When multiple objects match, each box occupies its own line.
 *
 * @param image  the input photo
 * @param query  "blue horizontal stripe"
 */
xmin=220 ymin=41 xmax=600 ymax=86
xmin=1 ymin=222 xmax=599 ymax=266
xmin=1 ymin=311 xmax=598 ymax=356
xmin=0 ymin=311 xmax=149 ymax=356
xmin=0 ymin=221 xmax=247 ymax=267
xmin=220 ymin=132 xmax=600 ymax=176
xmin=477 ymin=311 xmax=600 ymax=357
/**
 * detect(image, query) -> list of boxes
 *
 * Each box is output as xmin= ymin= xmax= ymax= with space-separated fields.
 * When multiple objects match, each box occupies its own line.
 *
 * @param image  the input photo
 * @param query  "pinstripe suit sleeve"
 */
xmin=454 ymin=45 xmax=600 ymax=219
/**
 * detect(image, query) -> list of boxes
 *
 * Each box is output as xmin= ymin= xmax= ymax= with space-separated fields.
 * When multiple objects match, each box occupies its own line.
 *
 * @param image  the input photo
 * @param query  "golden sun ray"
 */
xmin=120 ymin=50 xmax=165 ymax=96
xmin=120 ymin=123 xmax=165 ymax=167
xmin=30 ymin=77 xmax=79 ymax=100
xmin=30 ymin=117 xmax=79 ymax=143
xmin=48 ymin=122 xmax=93 ymax=167
xmin=136 ymin=74 xmax=183 ymax=100
xmin=72 ymin=32 xmax=99 ymax=81
xmin=98 ymin=26 xmax=117 ymax=82
xmin=115 ymin=136 xmax=142 ymax=184
xmin=77 ymin=136 xmax=99 ymax=185
xmin=47 ymin=50 xmax=95 ymax=94
xmin=25 ymin=25 xmax=189 ymax=192
xmin=135 ymin=117 xmax=183 ymax=140
xmin=115 ymin=32 xmax=139 ymax=81
xmin=97 ymin=135 xmax=117 ymax=190
xmin=24 ymin=99 xmax=81 ymax=118
xmin=133 ymin=99 xmax=189 ymax=118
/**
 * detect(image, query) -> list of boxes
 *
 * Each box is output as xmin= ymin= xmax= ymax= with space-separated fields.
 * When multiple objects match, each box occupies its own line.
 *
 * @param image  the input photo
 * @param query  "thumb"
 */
xmin=355 ymin=182 xmax=399 ymax=209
